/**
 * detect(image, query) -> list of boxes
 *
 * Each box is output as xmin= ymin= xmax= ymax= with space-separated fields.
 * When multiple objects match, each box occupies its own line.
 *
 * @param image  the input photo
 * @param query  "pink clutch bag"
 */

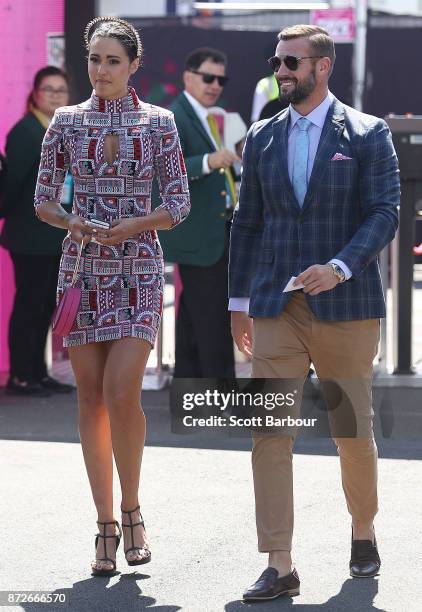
xmin=52 ymin=240 xmax=84 ymax=337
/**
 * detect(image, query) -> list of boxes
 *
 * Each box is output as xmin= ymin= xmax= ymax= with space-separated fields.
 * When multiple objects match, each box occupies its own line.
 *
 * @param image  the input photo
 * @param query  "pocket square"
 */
xmin=331 ymin=152 xmax=353 ymax=161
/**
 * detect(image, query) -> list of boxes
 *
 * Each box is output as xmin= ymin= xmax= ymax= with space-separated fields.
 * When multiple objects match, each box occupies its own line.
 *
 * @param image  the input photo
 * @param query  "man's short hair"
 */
xmin=278 ymin=24 xmax=336 ymax=75
xmin=184 ymin=47 xmax=227 ymax=71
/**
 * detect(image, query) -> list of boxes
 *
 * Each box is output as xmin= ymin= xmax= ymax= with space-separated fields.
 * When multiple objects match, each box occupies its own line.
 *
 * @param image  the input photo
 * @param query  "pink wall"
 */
xmin=0 ymin=0 xmax=64 ymax=371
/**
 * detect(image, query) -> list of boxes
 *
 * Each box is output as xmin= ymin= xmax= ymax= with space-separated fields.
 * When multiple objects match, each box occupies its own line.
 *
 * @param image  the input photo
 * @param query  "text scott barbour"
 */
xmin=183 ymin=415 xmax=317 ymax=427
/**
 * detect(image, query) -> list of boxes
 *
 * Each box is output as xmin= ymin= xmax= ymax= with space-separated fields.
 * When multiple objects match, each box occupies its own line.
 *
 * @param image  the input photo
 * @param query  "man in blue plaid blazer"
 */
xmin=229 ymin=25 xmax=400 ymax=602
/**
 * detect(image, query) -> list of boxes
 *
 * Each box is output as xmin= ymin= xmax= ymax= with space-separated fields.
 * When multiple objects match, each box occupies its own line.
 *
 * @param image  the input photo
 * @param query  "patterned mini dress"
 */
xmin=34 ymin=87 xmax=190 ymax=347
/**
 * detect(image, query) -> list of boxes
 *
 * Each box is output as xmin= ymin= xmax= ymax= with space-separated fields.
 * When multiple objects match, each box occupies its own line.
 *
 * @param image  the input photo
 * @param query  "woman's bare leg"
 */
xmin=102 ymin=337 xmax=151 ymax=562
xmin=68 ymin=342 xmax=117 ymax=571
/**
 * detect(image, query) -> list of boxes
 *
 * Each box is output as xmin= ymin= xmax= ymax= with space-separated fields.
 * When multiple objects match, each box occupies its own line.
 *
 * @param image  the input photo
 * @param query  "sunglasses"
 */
xmin=267 ymin=55 xmax=324 ymax=73
xmin=189 ymin=70 xmax=229 ymax=87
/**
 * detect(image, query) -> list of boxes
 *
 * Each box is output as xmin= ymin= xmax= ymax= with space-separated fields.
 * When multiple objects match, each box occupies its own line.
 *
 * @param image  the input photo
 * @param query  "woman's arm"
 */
xmin=133 ymin=208 xmax=173 ymax=231
xmin=36 ymin=200 xmax=95 ymax=243
xmin=33 ymin=110 xmax=94 ymax=243
xmin=152 ymin=112 xmax=190 ymax=228
xmin=36 ymin=200 xmax=73 ymax=229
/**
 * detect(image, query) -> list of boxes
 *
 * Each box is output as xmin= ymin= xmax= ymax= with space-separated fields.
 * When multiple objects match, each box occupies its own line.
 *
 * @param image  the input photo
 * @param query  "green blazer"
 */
xmin=154 ymin=93 xmax=228 ymax=266
xmin=0 ymin=112 xmax=69 ymax=256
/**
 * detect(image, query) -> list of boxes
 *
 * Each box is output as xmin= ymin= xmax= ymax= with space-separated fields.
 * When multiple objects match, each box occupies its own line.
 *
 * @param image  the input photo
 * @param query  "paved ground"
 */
xmin=1 ymin=387 xmax=421 ymax=612
xmin=0 ymin=270 xmax=420 ymax=611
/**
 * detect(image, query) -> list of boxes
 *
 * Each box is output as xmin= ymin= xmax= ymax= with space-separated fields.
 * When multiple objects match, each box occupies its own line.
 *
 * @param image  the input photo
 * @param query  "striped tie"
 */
xmin=207 ymin=113 xmax=237 ymax=207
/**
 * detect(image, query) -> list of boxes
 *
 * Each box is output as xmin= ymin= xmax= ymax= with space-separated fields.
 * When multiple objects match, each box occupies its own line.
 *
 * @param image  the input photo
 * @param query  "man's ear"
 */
xmin=319 ymin=57 xmax=331 ymax=76
xmin=182 ymin=70 xmax=190 ymax=88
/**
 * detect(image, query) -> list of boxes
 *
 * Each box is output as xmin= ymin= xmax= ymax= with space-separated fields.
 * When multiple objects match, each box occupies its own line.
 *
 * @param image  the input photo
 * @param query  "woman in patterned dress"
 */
xmin=34 ymin=17 xmax=190 ymax=576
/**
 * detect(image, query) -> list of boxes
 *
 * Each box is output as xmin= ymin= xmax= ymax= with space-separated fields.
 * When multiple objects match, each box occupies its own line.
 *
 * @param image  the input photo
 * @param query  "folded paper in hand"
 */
xmin=208 ymin=106 xmax=247 ymax=154
xmin=283 ymin=276 xmax=305 ymax=292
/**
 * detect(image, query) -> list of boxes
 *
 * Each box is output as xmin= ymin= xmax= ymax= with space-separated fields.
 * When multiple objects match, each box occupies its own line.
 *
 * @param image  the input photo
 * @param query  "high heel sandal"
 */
xmin=121 ymin=505 xmax=151 ymax=566
xmin=91 ymin=520 xmax=122 ymax=577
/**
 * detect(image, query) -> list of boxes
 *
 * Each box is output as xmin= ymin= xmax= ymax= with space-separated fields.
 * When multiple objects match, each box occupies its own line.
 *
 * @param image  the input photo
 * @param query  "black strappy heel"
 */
xmin=91 ymin=520 xmax=122 ymax=577
xmin=121 ymin=505 xmax=151 ymax=566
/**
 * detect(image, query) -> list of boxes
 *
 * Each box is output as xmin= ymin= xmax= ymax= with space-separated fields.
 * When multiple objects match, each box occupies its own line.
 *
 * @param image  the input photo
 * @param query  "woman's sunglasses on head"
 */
xmin=189 ymin=70 xmax=229 ymax=87
xmin=267 ymin=55 xmax=324 ymax=73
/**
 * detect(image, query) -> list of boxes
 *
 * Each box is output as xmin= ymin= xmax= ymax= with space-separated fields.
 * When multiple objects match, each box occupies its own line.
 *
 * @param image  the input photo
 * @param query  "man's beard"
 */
xmin=278 ymin=68 xmax=316 ymax=105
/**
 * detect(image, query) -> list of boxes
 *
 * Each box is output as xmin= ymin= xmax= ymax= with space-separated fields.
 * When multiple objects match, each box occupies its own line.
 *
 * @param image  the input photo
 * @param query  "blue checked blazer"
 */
xmin=229 ymin=96 xmax=400 ymax=320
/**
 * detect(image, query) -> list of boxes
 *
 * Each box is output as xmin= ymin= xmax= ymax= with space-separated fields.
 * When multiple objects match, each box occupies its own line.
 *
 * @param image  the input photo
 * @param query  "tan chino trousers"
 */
xmin=251 ymin=292 xmax=380 ymax=552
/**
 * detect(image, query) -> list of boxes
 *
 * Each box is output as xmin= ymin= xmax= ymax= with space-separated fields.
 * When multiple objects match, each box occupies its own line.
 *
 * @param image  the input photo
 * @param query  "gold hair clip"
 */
xmin=84 ymin=16 xmax=142 ymax=57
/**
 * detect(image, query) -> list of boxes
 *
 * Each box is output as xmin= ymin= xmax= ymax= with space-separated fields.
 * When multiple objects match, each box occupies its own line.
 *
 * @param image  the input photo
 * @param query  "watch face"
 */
xmin=331 ymin=264 xmax=344 ymax=281
xmin=336 ymin=266 xmax=345 ymax=281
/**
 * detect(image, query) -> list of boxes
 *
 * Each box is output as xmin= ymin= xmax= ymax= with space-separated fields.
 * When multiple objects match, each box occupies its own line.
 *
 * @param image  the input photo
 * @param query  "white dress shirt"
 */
xmin=229 ymin=91 xmax=352 ymax=313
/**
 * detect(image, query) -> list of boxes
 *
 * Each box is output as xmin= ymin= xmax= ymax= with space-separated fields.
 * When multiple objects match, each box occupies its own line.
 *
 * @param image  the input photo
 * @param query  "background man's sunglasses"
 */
xmin=189 ymin=70 xmax=229 ymax=87
xmin=267 ymin=55 xmax=324 ymax=72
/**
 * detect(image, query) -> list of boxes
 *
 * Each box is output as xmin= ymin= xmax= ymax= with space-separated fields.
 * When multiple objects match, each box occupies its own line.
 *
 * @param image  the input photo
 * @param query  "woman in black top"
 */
xmin=0 ymin=66 xmax=74 ymax=395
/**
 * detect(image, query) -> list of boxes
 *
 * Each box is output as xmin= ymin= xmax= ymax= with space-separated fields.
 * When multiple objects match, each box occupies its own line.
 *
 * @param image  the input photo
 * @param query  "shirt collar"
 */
xmin=90 ymin=86 xmax=140 ymax=113
xmin=30 ymin=105 xmax=51 ymax=130
xmin=289 ymin=91 xmax=333 ymax=130
xmin=183 ymin=90 xmax=210 ymax=121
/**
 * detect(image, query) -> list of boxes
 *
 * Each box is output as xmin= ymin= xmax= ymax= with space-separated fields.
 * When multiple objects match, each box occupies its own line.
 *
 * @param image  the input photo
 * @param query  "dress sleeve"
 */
xmin=153 ymin=112 xmax=190 ymax=228
xmin=34 ymin=110 xmax=70 ymax=207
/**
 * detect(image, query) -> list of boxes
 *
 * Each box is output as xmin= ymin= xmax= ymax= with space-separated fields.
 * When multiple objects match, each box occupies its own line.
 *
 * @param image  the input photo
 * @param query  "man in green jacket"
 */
xmin=158 ymin=47 xmax=239 ymax=377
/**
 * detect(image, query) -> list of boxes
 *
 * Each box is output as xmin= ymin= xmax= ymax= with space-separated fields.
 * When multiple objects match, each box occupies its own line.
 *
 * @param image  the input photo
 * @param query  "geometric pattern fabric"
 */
xmin=34 ymin=87 xmax=190 ymax=347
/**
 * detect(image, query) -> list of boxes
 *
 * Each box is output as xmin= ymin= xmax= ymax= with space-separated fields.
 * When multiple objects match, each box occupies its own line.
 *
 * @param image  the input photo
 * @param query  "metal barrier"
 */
xmin=143 ymin=321 xmax=170 ymax=390
xmin=142 ymin=264 xmax=174 ymax=390
xmin=377 ymin=243 xmax=389 ymax=373
xmin=385 ymin=115 xmax=422 ymax=375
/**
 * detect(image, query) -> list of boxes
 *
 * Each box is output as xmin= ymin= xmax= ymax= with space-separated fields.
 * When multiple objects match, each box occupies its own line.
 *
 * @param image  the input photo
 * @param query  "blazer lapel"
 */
xmin=272 ymin=109 xmax=298 ymax=208
xmin=179 ymin=93 xmax=216 ymax=151
xmin=303 ymin=97 xmax=345 ymax=209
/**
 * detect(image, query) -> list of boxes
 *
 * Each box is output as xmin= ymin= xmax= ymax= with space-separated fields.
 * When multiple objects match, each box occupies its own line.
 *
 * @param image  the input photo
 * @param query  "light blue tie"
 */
xmin=292 ymin=117 xmax=311 ymax=207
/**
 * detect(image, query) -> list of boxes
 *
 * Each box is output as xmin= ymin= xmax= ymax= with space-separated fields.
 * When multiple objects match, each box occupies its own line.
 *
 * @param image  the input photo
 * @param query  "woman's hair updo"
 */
xmin=84 ymin=16 xmax=142 ymax=63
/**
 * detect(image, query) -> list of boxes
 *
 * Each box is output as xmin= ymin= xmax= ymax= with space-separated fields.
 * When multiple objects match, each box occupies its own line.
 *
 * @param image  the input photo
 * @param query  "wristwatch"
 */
xmin=328 ymin=262 xmax=346 ymax=283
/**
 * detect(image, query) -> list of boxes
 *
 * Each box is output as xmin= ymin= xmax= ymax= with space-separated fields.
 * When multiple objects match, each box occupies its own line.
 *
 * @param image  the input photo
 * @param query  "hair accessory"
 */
xmin=84 ymin=16 xmax=142 ymax=58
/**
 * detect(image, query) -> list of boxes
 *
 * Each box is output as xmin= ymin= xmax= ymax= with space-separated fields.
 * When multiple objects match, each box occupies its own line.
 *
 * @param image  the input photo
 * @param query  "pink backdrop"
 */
xmin=0 ymin=0 xmax=64 ymax=372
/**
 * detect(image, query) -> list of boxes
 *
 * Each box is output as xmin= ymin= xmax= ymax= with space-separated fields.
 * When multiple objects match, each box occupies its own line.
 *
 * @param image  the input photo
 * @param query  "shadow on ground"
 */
xmin=14 ymin=571 xmax=182 ymax=612
xmin=225 ymin=577 xmax=383 ymax=612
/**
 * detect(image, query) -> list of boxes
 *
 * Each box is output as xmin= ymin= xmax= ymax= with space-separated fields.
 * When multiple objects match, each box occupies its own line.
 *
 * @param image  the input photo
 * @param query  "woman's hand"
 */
xmin=67 ymin=215 xmax=94 ymax=244
xmin=95 ymin=218 xmax=145 ymax=246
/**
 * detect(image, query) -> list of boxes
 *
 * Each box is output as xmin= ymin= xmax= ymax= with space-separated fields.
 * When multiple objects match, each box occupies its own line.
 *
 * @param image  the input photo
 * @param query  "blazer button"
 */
xmin=220 ymin=190 xmax=227 ymax=197
xmin=219 ymin=212 xmax=226 ymax=218
xmin=219 ymin=167 xmax=225 ymax=175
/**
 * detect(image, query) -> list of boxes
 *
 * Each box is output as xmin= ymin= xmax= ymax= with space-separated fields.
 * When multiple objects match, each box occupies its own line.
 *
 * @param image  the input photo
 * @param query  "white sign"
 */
xmin=369 ymin=0 xmax=422 ymax=16
xmin=97 ymin=0 xmax=167 ymax=17
xmin=47 ymin=34 xmax=65 ymax=69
